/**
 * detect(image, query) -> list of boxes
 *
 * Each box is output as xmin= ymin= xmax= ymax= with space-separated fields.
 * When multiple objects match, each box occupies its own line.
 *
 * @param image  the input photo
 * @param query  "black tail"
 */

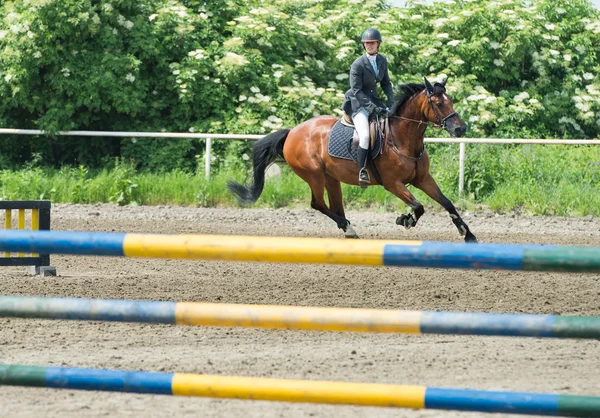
xmin=227 ymin=128 xmax=290 ymax=204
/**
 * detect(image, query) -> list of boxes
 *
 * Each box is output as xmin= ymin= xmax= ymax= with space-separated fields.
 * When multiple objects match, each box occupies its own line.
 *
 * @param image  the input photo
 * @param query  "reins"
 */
xmin=381 ymin=89 xmax=459 ymax=161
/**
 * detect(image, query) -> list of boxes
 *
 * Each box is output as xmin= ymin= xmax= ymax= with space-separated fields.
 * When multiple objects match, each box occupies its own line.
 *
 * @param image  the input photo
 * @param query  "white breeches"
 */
xmin=352 ymin=108 xmax=370 ymax=149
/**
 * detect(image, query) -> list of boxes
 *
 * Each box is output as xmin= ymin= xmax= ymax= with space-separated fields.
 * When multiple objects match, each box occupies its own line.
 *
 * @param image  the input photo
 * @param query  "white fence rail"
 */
xmin=1 ymin=128 xmax=599 ymax=197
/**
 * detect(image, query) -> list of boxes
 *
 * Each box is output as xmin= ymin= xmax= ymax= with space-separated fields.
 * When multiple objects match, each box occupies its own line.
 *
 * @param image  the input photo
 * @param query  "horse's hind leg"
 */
xmin=413 ymin=173 xmax=477 ymax=243
xmin=292 ymin=169 xmax=354 ymax=237
xmin=325 ymin=174 xmax=358 ymax=238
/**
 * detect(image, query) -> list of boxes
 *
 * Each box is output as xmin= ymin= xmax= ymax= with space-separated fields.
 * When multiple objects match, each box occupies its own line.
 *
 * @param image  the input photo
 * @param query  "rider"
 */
xmin=342 ymin=28 xmax=395 ymax=188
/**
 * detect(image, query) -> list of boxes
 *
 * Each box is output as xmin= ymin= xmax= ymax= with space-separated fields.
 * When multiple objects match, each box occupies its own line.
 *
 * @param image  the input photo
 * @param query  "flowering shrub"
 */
xmin=0 ymin=0 xmax=598 ymax=169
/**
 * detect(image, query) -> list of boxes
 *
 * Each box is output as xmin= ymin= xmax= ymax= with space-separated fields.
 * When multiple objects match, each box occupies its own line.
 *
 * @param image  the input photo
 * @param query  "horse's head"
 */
xmin=422 ymin=77 xmax=467 ymax=138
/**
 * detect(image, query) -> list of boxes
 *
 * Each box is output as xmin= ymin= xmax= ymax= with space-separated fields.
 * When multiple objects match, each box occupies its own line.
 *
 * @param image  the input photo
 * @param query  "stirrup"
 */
xmin=358 ymin=168 xmax=370 ymax=188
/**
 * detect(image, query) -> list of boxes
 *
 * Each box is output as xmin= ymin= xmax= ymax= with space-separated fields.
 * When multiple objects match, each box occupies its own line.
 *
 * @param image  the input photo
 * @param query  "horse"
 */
xmin=228 ymin=77 xmax=477 ymax=243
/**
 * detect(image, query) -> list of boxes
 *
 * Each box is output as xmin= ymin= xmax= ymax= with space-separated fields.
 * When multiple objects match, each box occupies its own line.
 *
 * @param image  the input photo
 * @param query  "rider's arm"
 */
xmin=350 ymin=63 xmax=376 ymax=113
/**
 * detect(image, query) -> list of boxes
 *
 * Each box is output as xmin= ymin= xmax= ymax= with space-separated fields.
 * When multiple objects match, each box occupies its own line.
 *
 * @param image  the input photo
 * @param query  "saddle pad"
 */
xmin=327 ymin=120 xmax=382 ymax=162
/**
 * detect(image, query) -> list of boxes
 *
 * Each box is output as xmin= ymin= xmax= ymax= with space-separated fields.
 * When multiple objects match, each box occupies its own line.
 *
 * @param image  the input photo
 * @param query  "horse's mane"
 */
xmin=390 ymin=83 xmax=425 ymax=115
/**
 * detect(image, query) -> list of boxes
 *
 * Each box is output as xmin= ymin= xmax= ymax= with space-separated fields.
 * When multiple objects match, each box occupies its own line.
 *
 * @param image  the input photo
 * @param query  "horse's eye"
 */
xmin=436 ymin=102 xmax=444 ymax=108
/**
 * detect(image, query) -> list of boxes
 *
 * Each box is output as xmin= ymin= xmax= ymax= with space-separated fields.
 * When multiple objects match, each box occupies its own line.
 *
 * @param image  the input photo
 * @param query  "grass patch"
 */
xmin=0 ymin=144 xmax=598 ymax=217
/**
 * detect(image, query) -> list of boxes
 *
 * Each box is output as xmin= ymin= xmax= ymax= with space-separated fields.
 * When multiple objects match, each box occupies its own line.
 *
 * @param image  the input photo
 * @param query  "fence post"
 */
xmin=205 ymin=137 xmax=212 ymax=179
xmin=458 ymin=142 xmax=465 ymax=198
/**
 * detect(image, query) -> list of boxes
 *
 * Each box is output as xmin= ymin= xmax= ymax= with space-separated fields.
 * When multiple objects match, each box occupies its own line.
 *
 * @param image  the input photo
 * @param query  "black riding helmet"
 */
xmin=361 ymin=28 xmax=382 ymax=43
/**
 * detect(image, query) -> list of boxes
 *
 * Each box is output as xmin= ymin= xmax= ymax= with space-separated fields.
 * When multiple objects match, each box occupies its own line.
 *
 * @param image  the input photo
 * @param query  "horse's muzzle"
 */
xmin=453 ymin=124 xmax=467 ymax=137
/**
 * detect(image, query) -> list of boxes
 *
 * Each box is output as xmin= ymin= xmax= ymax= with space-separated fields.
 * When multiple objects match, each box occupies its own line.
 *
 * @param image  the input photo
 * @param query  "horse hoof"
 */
xmin=465 ymin=235 xmax=478 ymax=243
xmin=396 ymin=214 xmax=415 ymax=229
xmin=344 ymin=224 xmax=359 ymax=239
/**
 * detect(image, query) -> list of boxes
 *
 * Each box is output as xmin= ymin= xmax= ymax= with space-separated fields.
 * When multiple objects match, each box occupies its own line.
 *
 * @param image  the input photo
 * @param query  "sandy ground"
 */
xmin=0 ymin=203 xmax=599 ymax=418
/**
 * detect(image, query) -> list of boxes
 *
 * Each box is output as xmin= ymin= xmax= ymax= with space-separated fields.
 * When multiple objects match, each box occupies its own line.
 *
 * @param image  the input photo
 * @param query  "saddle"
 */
xmin=341 ymin=112 xmax=389 ymax=151
xmin=327 ymin=114 xmax=387 ymax=162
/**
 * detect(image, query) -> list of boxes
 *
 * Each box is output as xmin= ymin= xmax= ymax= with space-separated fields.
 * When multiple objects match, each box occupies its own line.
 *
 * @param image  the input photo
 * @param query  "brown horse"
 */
xmin=228 ymin=77 xmax=477 ymax=242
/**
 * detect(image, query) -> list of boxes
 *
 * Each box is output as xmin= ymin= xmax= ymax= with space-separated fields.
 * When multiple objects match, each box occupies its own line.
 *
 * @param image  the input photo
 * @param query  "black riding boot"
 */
xmin=357 ymin=146 xmax=370 ymax=188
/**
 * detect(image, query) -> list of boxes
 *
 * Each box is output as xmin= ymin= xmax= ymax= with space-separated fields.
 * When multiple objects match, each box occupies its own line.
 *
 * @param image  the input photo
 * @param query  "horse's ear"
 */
xmin=441 ymin=76 xmax=448 ymax=87
xmin=424 ymin=77 xmax=434 ymax=96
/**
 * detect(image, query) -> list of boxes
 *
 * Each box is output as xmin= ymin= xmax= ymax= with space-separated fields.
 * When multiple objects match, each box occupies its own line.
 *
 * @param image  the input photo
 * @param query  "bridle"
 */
xmin=388 ymin=89 xmax=458 ymax=133
xmin=384 ymin=88 xmax=460 ymax=161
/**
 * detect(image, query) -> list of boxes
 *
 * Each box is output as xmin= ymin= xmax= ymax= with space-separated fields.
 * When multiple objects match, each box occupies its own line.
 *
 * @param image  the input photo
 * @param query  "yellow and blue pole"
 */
xmin=0 ymin=230 xmax=599 ymax=272
xmin=0 ymin=364 xmax=598 ymax=416
xmin=1 ymin=296 xmax=598 ymax=339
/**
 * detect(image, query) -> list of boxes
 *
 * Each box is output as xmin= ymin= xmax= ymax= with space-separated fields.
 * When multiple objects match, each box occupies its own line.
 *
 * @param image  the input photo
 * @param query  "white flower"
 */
xmin=172 ymin=70 xmax=180 ymax=75
xmin=266 ymin=26 xmax=276 ymax=31
xmin=572 ymin=75 xmax=582 ymax=81
xmin=575 ymin=45 xmax=586 ymax=54
xmin=454 ymin=59 xmax=464 ymax=65
xmin=513 ymin=92 xmax=529 ymax=102
xmin=437 ymin=33 xmax=449 ymax=38
xmin=149 ymin=14 xmax=157 ymax=21
xmin=188 ymin=49 xmax=206 ymax=59
xmin=239 ymin=95 xmax=247 ymax=101
xmin=125 ymin=73 xmax=135 ymax=82
xmin=490 ymin=41 xmax=500 ymax=49
xmin=411 ymin=15 xmax=423 ymax=20
xmin=447 ymin=40 xmax=460 ymax=47
xmin=433 ymin=18 xmax=448 ymax=28
xmin=4 ymin=74 xmax=12 ymax=82
xmin=544 ymin=23 xmax=555 ymax=30
xmin=528 ymin=98 xmax=539 ymax=104
xmin=549 ymin=49 xmax=560 ymax=56
xmin=556 ymin=8 xmax=566 ymax=14
xmin=199 ymin=13 xmax=208 ymax=19
xmin=189 ymin=127 xmax=196 ymax=133
xmin=469 ymin=115 xmax=479 ymax=122
xmin=493 ymin=59 xmax=504 ymax=67
xmin=222 ymin=52 xmax=248 ymax=66
xmin=250 ymin=86 xmax=260 ymax=93
xmin=583 ymin=73 xmax=594 ymax=80
xmin=564 ymin=54 xmax=572 ymax=61
xmin=273 ymin=71 xmax=283 ymax=78
xmin=335 ymin=73 xmax=349 ymax=80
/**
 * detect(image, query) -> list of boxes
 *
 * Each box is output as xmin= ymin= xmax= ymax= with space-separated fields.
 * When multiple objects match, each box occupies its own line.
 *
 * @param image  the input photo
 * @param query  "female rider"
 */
xmin=341 ymin=28 xmax=395 ymax=187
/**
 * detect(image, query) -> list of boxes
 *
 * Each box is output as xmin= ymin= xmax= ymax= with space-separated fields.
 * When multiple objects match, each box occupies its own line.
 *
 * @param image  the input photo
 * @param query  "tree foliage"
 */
xmin=0 ymin=0 xmax=599 ymax=169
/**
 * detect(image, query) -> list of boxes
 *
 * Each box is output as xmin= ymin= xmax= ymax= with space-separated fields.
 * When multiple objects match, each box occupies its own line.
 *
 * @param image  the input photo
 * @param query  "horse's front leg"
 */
xmin=384 ymin=182 xmax=425 ymax=230
xmin=413 ymin=173 xmax=477 ymax=243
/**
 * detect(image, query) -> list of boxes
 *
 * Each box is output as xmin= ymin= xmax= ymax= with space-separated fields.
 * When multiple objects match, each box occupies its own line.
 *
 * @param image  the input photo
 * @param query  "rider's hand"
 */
xmin=376 ymin=107 xmax=388 ymax=117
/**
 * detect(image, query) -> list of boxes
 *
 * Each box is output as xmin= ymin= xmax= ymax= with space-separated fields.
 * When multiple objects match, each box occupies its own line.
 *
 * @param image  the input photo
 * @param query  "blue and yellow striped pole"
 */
xmin=0 ymin=230 xmax=599 ymax=272
xmin=1 ymin=296 xmax=598 ymax=339
xmin=0 ymin=364 xmax=598 ymax=416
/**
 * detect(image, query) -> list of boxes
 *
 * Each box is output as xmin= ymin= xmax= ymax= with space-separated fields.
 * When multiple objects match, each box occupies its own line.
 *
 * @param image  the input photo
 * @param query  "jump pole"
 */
xmin=1 ymin=364 xmax=599 ymax=416
xmin=1 ymin=296 xmax=599 ymax=339
xmin=0 ymin=230 xmax=599 ymax=272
